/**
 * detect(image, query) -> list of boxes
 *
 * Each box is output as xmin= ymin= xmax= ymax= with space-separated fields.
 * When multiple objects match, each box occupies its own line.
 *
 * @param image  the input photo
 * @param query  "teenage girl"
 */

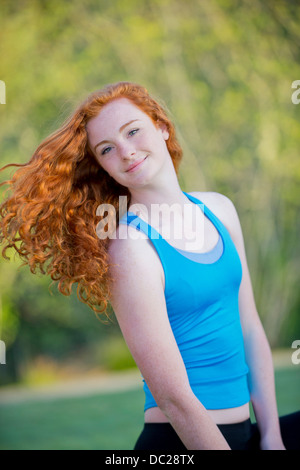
xmin=0 ymin=82 xmax=299 ymax=450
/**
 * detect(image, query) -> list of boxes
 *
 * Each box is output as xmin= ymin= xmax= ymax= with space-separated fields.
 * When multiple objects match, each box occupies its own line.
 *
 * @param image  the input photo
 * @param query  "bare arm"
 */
xmin=108 ymin=226 xmax=230 ymax=450
xmin=215 ymin=194 xmax=285 ymax=450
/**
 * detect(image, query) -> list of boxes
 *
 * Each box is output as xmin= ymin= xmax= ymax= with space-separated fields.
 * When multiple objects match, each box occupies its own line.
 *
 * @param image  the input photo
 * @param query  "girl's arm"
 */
xmin=218 ymin=194 xmax=285 ymax=450
xmin=108 ymin=225 xmax=230 ymax=450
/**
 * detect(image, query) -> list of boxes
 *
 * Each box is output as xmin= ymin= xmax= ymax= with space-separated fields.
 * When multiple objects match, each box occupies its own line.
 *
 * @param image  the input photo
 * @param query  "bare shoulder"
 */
xmin=108 ymin=223 xmax=164 ymax=289
xmin=188 ymin=190 xmax=238 ymax=219
xmin=108 ymin=223 xmax=154 ymax=263
xmin=188 ymin=191 xmax=242 ymax=241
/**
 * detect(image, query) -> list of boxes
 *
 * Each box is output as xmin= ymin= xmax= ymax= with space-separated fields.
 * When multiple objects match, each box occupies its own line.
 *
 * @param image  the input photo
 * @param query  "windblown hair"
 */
xmin=0 ymin=82 xmax=183 ymax=317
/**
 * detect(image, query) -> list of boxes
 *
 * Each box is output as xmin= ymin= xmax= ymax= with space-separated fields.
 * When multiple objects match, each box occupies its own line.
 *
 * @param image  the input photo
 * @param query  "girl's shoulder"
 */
xmin=187 ymin=191 xmax=241 ymax=237
xmin=108 ymin=218 xmax=164 ymax=276
xmin=188 ymin=190 xmax=234 ymax=213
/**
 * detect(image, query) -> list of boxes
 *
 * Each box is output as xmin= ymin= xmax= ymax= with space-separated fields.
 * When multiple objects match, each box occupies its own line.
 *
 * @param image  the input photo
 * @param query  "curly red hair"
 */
xmin=0 ymin=82 xmax=183 ymax=317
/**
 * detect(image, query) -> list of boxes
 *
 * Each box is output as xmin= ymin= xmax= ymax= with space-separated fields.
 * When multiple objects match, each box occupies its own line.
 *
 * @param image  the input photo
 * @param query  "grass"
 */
xmin=0 ymin=367 xmax=299 ymax=450
xmin=0 ymin=387 xmax=145 ymax=450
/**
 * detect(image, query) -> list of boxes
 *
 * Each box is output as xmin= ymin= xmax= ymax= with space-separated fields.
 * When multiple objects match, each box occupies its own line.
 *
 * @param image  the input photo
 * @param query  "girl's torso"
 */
xmin=119 ymin=191 xmax=250 ymax=425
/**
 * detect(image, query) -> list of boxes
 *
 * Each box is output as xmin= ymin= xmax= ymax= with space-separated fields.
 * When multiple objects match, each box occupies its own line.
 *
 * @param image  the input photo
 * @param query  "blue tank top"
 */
xmin=119 ymin=191 xmax=250 ymax=410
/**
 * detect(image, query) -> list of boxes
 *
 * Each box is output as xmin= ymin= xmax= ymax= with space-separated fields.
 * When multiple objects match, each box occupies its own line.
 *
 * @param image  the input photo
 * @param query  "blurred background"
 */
xmin=0 ymin=0 xmax=299 ymax=449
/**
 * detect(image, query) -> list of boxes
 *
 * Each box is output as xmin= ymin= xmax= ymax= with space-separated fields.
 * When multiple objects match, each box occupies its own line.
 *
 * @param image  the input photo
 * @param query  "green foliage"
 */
xmin=95 ymin=335 xmax=137 ymax=371
xmin=0 ymin=0 xmax=300 ymax=383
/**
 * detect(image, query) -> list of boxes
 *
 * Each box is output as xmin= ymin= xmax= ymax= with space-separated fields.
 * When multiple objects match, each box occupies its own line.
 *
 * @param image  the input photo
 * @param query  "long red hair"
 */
xmin=0 ymin=82 xmax=183 ymax=316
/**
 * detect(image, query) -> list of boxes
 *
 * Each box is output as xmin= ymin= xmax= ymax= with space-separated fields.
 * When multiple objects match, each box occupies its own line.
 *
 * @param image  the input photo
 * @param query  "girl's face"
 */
xmin=86 ymin=98 xmax=170 ymax=189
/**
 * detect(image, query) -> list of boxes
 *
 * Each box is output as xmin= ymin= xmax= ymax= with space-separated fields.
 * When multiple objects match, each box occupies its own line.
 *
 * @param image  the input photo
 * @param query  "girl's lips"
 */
xmin=126 ymin=156 xmax=148 ymax=173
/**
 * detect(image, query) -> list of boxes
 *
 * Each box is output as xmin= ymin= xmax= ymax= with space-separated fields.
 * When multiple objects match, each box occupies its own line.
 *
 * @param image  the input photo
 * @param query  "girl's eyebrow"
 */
xmin=93 ymin=119 xmax=141 ymax=152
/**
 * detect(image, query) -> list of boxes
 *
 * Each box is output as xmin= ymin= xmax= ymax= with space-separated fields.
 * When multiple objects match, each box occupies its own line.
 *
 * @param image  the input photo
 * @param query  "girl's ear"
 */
xmin=157 ymin=121 xmax=169 ymax=141
xmin=162 ymin=127 xmax=170 ymax=141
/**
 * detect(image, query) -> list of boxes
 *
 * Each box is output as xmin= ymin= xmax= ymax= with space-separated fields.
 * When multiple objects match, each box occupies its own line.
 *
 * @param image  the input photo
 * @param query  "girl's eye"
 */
xmin=128 ymin=128 xmax=139 ymax=137
xmin=101 ymin=146 xmax=112 ymax=155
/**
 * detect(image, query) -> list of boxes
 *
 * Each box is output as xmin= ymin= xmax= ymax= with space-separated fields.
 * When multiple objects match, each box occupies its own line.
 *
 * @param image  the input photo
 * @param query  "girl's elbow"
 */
xmin=157 ymin=387 xmax=198 ymax=418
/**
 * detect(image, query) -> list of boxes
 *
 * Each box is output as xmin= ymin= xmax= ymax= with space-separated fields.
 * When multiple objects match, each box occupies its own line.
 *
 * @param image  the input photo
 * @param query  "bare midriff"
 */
xmin=144 ymin=403 xmax=250 ymax=425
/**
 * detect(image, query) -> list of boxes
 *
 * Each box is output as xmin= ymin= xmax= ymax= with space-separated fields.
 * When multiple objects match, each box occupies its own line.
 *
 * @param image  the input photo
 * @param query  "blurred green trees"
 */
xmin=0 ymin=0 xmax=300 ymax=384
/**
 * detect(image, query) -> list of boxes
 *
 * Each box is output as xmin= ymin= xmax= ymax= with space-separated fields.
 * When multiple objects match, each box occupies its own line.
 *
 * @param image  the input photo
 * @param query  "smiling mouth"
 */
xmin=125 ymin=156 xmax=148 ymax=172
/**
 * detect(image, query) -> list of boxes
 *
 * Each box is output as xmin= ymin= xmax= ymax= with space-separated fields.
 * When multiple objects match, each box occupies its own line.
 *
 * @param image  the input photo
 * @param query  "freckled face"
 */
xmin=86 ymin=98 xmax=169 ymax=188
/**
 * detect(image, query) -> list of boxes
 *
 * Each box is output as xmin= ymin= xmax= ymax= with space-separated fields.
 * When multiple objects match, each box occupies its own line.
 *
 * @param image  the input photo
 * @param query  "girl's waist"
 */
xmin=145 ymin=402 xmax=250 ymax=425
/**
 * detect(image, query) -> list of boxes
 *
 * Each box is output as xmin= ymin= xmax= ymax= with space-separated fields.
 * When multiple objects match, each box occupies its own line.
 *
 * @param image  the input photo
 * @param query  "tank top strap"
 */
xmin=119 ymin=211 xmax=162 ymax=241
xmin=182 ymin=191 xmax=229 ymax=241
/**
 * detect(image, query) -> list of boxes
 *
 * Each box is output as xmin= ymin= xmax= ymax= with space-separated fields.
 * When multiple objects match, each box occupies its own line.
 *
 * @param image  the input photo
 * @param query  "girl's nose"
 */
xmin=119 ymin=142 xmax=136 ymax=160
